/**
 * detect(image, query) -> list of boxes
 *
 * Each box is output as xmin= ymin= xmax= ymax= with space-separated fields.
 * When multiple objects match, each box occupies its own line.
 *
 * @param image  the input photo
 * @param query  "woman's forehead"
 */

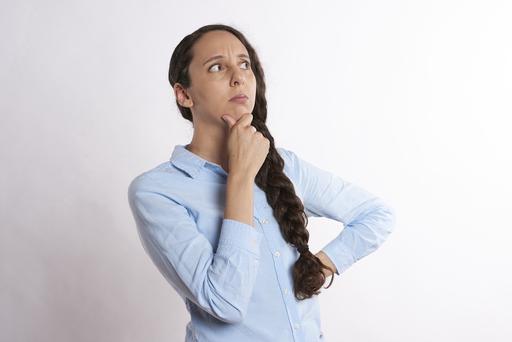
xmin=193 ymin=31 xmax=248 ymax=62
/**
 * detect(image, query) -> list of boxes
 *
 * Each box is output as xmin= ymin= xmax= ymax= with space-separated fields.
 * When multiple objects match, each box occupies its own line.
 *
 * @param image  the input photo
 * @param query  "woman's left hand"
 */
xmin=315 ymin=251 xmax=337 ymax=279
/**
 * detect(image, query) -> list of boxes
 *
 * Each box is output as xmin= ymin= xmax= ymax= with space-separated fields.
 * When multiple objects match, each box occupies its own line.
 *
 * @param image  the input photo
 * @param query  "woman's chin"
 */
xmin=231 ymin=103 xmax=253 ymax=113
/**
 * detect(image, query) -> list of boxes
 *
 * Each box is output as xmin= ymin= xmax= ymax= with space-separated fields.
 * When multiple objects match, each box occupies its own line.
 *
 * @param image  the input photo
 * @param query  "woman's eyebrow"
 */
xmin=202 ymin=53 xmax=250 ymax=65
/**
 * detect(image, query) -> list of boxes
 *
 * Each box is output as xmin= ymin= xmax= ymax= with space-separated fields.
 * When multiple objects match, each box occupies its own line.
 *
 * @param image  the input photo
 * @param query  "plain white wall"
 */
xmin=1 ymin=0 xmax=511 ymax=341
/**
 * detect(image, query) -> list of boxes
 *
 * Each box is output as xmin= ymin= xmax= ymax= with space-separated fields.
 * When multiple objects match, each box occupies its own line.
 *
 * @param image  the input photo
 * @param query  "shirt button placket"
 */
xmin=261 ymin=215 xmax=298 ymax=334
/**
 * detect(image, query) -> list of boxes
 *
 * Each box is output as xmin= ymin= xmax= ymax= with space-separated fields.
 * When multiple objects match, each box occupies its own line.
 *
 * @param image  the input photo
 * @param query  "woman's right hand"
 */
xmin=221 ymin=113 xmax=270 ymax=179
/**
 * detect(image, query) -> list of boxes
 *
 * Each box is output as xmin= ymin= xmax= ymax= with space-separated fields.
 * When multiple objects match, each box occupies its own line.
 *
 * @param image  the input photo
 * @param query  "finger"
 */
xmin=235 ymin=113 xmax=254 ymax=128
xmin=221 ymin=114 xmax=236 ymax=129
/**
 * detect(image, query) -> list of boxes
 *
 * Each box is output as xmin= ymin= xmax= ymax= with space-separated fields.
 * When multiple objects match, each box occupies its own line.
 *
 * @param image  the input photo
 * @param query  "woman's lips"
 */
xmin=229 ymin=96 xmax=248 ymax=104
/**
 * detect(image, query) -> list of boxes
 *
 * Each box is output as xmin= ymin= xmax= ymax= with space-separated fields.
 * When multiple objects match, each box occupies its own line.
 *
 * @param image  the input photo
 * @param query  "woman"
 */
xmin=128 ymin=24 xmax=396 ymax=342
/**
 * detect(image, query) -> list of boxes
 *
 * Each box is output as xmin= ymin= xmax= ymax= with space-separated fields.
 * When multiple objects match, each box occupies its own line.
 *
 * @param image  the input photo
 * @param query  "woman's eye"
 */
xmin=209 ymin=61 xmax=251 ymax=72
xmin=209 ymin=64 xmax=221 ymax=72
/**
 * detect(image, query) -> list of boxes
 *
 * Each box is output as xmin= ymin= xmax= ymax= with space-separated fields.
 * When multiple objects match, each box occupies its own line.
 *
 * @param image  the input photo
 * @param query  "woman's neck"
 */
xmin=186 ymin=139 xmax=229 ymax=173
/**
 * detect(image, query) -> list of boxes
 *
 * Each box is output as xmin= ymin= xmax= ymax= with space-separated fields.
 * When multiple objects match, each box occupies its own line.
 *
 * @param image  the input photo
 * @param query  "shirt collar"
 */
xmin=170 ymin=144 xmax=228 ymax=179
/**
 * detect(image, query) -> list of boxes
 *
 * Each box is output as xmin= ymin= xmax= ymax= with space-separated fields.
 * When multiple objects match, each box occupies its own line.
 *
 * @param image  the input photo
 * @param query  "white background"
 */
xmin=1 ymin=0 xmax=511 ymax=341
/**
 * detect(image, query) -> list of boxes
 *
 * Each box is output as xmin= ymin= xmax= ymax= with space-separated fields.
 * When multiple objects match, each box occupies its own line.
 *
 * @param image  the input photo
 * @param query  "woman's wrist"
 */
xmin=315 ymin=250 xmax=337 ymax=278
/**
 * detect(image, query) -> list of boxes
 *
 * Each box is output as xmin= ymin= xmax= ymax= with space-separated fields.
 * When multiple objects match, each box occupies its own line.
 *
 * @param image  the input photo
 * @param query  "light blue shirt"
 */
xmin=127 ymin=144 xmax=396 ymax=342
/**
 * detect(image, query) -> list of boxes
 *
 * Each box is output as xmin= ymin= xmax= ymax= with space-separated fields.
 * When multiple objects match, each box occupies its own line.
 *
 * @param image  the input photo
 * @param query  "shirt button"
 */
xmin=294 ymin=323 xmax=300 ymax=330
xmin=261 ymin=218 xmax=269 ymax=224
xmin=274 ymin=251 xmax=280 ymax=257
xmin=284 ymin=288 xmax=288 ymax=295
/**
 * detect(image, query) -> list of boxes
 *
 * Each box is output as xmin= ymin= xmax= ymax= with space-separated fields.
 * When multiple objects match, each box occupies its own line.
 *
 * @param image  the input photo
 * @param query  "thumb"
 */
xmin=221 ymin=114 xmax=235 ymax=128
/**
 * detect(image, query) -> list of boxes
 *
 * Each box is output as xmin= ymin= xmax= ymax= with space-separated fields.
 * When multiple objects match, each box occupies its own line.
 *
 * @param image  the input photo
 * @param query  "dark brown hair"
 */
xmin=168 ymin=23 xmax=335 ymax=300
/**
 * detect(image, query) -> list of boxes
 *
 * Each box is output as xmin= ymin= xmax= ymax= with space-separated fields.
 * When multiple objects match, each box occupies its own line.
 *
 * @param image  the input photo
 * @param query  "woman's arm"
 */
xmin=224 ymin=172 xmax=255 ymax=227
xmin=278 ymin=147 xmax=396 ymax=277
xmin=127 ymin=174 xmax=263 ymax=324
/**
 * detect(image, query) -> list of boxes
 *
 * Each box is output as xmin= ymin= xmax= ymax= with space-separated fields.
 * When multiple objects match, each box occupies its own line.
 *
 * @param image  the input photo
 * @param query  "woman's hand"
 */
xmin=222 ymin=113 xmax=270 ymax=179
xmin=315 ymin=250 xmax=337 ymax=279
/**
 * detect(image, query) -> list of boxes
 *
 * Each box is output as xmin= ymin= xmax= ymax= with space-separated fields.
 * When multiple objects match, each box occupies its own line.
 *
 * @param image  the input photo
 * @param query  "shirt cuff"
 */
xmin=321 ymin=240 xmax=356 ymax=276
xmin=217 ymin=218 xmax=263 ymax=256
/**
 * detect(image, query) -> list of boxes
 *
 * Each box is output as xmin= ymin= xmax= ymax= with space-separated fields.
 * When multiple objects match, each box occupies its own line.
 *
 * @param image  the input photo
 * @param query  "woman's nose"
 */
xmin=231 ymin=71 xmax=245 ymax=86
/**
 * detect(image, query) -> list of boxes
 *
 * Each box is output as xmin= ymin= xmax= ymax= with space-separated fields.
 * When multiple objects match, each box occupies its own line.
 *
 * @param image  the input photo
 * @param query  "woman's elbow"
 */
xmin=379 ymin=202 xmax=396 ymax=236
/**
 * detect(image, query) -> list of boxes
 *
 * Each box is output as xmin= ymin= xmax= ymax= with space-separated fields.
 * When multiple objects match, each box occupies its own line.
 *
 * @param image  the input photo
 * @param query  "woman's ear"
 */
xmin=174 ymin=83 xmax=193 ymax=108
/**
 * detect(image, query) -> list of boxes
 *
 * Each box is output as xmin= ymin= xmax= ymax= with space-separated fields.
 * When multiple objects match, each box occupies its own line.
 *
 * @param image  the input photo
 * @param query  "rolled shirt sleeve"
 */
xmin=279 ymin=147 xmax=396 ymax=276
xmin=128 ymin=175 xmax=263 ymax=324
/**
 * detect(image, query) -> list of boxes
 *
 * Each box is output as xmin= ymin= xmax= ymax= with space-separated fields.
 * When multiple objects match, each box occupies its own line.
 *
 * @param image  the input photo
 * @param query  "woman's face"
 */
xmin=176 ymin=30 xmax=257 ymax=126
